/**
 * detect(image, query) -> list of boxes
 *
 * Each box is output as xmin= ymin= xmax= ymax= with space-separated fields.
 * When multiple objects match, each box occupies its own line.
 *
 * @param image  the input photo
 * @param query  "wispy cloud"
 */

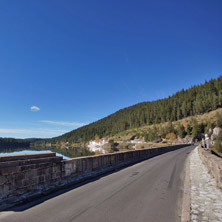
xmin=0 ymin=128 xmax=67 ymax=138
xmin=31 ymin=106 xmax=40 ymax=112
xmin=40 ymin=120 xmax=86 ymax=127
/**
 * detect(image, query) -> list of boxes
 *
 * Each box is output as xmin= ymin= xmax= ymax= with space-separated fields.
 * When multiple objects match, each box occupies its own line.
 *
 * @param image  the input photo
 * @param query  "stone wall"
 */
xmin=61 ymin=145 xmax=188 ymax=179
xmin=0 ymin=144 xmax=189 ymax=209
xmin=198 ymin=146 xmax=222 ymax=188
xmin=0 ymin=153 xmax=62 ymax=201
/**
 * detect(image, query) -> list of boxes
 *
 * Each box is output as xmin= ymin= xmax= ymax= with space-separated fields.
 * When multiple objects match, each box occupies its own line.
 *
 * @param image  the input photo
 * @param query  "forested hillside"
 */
xmin=0 ymin=138 xmax=30 ymax=149
xmin=51 ymin=77 xmax=222 ymax=143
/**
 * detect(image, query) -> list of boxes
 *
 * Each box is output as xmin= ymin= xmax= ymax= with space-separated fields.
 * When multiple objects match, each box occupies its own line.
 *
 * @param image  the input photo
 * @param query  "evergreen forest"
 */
xmin=0 ymin=138 xmax=30 ymax=149
xmin=51 ymin=77 xmax=222 ymax=143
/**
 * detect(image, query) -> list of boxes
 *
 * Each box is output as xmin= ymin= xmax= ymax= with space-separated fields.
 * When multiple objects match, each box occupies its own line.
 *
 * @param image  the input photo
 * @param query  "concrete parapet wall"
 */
xmin=0 ymin=144 xmax=189 ymax=209
xmin=0 ymin=152 xmax=56 ymax=162
xmin=61 ymin=145 xmax=187 ymax=179
xmin=0 ymin=155 xmax=62 ymax=201
xmin=198 ymin=146 xmax=222 ymax=188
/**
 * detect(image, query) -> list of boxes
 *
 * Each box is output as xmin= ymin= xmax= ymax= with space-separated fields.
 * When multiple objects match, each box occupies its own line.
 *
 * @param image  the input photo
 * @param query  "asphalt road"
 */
xmin=0 ymin=145 xmax=194 ymax=222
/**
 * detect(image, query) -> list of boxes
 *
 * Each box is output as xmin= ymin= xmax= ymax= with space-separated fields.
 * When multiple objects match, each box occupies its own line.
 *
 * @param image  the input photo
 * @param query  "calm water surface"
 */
xmin=0 ymin=149 xmax=70 ymax=159
xmin=0 ymin=147 xmax=94 ymax=159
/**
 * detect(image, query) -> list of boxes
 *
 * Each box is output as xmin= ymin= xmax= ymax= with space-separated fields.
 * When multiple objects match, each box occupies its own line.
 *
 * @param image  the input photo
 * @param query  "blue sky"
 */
xmin=0 ymin=0 xmax=221 ymax=139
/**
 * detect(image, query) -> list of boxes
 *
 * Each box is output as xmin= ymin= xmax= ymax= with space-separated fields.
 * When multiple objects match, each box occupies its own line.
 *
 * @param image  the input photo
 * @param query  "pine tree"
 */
xmin=176 ymin=123 xmax=186 ymax=138
xmin=192 ymin=119 xmax=199 ymax=138
xmin=186 ymin=124 xmax=192 ymax=135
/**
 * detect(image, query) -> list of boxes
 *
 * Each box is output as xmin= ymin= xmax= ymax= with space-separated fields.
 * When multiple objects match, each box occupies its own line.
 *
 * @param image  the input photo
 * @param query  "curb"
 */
xmin=181 ymin=147 xmax=194 ymax=222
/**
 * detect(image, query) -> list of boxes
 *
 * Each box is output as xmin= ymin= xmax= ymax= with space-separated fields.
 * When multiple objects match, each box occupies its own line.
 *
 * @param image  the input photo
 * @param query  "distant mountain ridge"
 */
xmin=50 ymin=77 xmax=222 ymax=143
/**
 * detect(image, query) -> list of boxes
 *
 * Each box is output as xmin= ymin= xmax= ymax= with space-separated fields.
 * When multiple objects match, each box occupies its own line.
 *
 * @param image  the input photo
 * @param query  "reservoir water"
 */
xmin=0 ymin=149 xmax=70 ymax=159
xmin=0 ymin=147 xmax=94 ymax=159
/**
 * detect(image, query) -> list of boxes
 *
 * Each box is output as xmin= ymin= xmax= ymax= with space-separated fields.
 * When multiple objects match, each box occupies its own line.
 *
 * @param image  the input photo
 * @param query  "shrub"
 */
xmin=176 ymin=123 xmax=186 ymax=138
xmin=144 ymin=128 xmax=159 ymax=142
xmin=166 ymin=133 xmax=177 ymax=140
xmin=215 ymin=112 xmax=222 ymax=128
xmin=108 ymin=139 xmax=114 ymax=144
xmin=186 ymin=124 xmax=192 ymax=135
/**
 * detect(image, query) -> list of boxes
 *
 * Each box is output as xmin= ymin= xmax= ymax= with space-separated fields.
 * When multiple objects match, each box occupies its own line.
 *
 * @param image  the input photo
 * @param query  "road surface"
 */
xmin=0 ymin=145 xmax=194 ymax=222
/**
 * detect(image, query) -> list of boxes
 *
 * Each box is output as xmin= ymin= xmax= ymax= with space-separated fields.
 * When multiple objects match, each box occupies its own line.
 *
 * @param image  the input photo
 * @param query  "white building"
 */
xmin=88 ymin=138 xmax=109 ymax=154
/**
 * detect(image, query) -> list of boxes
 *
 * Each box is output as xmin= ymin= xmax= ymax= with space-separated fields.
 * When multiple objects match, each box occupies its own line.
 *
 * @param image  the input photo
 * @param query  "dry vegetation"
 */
xmin=113 ymin=108 xmax=222 ymax=142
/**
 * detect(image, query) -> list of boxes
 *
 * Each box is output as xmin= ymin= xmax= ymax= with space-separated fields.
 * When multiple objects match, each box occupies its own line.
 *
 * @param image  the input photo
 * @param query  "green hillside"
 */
xmin=51 ymin=77 xmax=222 ymax=143
xmin=0 ymin=138 xmax=30 ymax=149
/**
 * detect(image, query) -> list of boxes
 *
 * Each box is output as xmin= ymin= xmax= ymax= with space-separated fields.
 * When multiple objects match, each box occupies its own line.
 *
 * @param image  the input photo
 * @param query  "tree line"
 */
xmin=0 ymin=138 xmax=30 ymax=149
